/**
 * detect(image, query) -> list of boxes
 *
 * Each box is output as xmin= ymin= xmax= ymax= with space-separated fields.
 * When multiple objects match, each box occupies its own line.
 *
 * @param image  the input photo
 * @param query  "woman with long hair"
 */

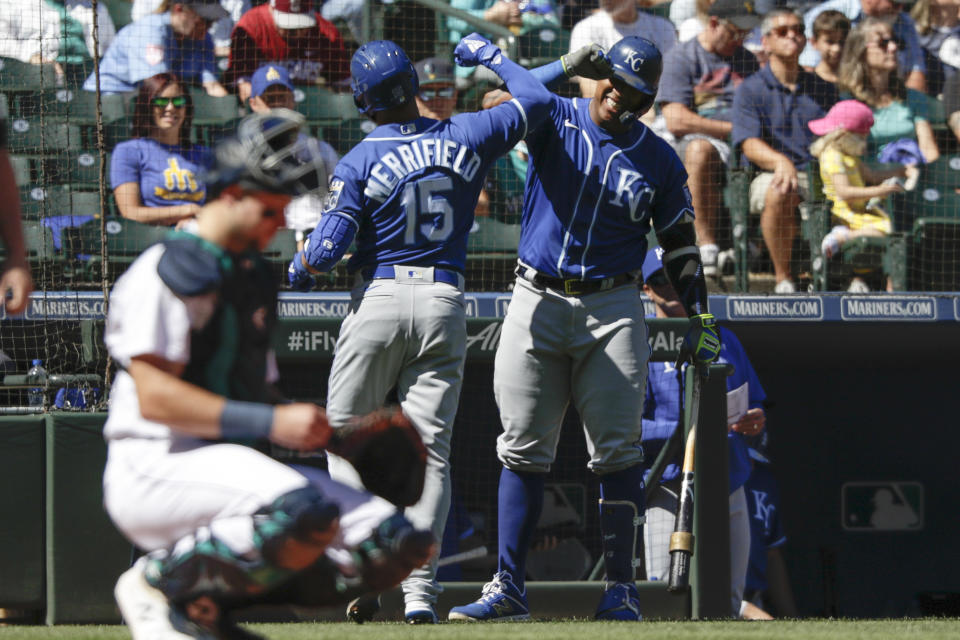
xmin=838 ymin=17 xmax=940 ymax=162
xmin=110 ymin=73 xmax=214 ymax=226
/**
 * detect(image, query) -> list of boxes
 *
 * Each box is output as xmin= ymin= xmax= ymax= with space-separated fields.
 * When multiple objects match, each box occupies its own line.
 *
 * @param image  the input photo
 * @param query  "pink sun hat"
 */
xmin=809 ymin=100 xmax=875 ymax=136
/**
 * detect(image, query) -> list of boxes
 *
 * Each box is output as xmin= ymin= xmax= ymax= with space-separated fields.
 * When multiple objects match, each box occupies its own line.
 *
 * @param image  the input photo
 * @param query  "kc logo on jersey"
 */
xmin=609 ymin=168 xmax=655 ymax=221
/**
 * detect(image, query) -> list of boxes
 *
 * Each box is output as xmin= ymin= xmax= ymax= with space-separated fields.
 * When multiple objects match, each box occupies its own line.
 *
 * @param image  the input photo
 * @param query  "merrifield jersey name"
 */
xmin=326 ymin=103 xmax=528 ymax=273
xmin=363 ymin=138 xmax=482 ymax=202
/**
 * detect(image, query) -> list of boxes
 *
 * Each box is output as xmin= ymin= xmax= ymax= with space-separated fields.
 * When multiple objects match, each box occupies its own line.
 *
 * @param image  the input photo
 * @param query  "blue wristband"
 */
xmin=220 ymin=400 xmax=274 ymax=441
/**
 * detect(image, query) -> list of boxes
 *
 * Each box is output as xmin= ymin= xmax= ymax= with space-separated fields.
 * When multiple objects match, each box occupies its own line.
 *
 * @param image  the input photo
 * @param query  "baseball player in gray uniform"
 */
xmin=288 ymin=35 xmax=613 ymax=624
xmin=449 ymin=36 xmax=721 ymax=622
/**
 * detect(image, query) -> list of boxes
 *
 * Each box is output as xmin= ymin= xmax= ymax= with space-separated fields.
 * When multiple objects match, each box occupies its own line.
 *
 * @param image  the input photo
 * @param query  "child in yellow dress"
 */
xmin=808 ymin=100 xmax=917 ymax=292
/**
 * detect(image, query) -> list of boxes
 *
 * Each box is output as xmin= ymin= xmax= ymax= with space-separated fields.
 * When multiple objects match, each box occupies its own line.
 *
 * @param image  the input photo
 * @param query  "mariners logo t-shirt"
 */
xmin=111 ymin=138 xmax=214 ymax=208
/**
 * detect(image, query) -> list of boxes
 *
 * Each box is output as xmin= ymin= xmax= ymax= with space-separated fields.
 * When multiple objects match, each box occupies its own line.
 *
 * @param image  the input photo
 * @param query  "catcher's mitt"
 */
xmin=327 ymin=407 xmax=427 ymax=507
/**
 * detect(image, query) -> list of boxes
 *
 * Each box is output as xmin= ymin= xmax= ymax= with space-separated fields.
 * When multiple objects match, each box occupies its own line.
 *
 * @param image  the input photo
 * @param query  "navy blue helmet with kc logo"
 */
xmin=351 ymin=40 xmax=419 ymax=115
xmin=607 ymin=36 xmax=662 ymax=119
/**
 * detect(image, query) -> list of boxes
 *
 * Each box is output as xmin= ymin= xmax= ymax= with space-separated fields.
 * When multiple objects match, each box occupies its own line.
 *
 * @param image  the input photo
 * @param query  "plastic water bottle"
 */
xmin=26 ymin=359 xmax=47 ymax=408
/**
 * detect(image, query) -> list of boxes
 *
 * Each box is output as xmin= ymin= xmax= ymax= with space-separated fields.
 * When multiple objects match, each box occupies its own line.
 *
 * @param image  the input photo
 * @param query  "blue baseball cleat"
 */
xmin=448 ymin=572 xmax=530 ymax=622
xmin=594 ymin=582 xmax=643 ymax=621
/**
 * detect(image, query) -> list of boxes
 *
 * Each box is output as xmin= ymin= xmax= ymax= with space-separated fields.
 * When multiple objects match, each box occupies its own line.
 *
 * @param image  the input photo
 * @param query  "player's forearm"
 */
xmin=741 ymin=139 xmax=791 ymax=173
xmin=300 ymin=212 xmax=356 ymax=273
xmin=657 ymin=220 xmax=709 ymax=317
xmin=128 ymin=356 xmax=228 ymax=438
xmin=485 ymin=54 xmax=553 ymax=125
xmin=662 ymin=103 xmax=732 ymax=139
xmin=530 ymin=59 xmax=567 ymax=90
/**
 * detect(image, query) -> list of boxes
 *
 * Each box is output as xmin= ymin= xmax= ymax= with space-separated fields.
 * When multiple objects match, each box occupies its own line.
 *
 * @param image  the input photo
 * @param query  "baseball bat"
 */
xmin=436 ymin=546 xmax=488 ymax=568
xmin=668 ymin=363 xmax=704 ymax=592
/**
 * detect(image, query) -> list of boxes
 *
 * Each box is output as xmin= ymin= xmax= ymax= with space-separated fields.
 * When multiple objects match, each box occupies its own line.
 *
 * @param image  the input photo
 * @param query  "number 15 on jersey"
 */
xmin=402 ymin=176 xmax=456 ymax=245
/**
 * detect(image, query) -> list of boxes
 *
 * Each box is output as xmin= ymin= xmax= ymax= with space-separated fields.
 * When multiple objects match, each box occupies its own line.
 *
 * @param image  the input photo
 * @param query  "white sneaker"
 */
xmin=774 ymin=279 xmax=796 ymax=294
xmin=700 ymin=243 xmax=719 ymax=277
xmin=847 ymin=278 xmax=871 ymax=293
xmin=114 ymin=558 xmax=215 ymax=640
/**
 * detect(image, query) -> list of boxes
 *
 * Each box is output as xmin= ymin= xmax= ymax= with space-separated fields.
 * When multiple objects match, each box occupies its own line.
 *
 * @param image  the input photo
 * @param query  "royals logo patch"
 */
xmin=323 ymin=178 xmax=343 ymax=212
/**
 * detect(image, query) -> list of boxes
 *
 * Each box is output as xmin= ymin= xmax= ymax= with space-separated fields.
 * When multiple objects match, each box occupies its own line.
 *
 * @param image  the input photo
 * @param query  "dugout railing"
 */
xmin=0 ymin=318 xmax=730 ymax=623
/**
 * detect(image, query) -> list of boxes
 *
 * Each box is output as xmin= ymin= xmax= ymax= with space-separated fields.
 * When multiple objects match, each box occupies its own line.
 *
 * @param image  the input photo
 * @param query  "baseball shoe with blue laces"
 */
xmin=448 ymin=571 xmax=530 ymax=622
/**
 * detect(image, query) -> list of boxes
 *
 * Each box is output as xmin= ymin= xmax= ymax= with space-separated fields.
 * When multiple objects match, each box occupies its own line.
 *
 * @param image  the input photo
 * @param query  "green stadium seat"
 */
xmin=324 ymin=117 xmax=376 ymax=156
xmin=37 ymin=151 xmax=111 ymax=188
xmin=723 ymin=147 xmax=753 ymax=292
xmin=0 ymin=57 xmax=57 ymax=92
xmin=64 ymin=217 xmax=169 ymax=281
xmin=102 ymin=0 xmax=133 ymax=30
xmin=18 ymin=185 xmax=106 ymax=220
xmin=9 ymin=155 xmax=33 ymax=186
xmin=910 ymin=217 xmax=960 ymax=290
xmin=6 ymin=119 xmax=82 ymax=155
xmin=189 ymin=89 xmax=241 ymax=125
xmin=21 ymin=219 xmax=57 ymax=262
xmin=294 ymin=86 xmax=358 ymax=126
xmin=16 ymin=89 xmax=129 ymax=124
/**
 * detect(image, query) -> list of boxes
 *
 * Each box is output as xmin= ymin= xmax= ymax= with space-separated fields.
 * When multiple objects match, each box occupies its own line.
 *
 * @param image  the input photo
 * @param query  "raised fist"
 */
xmin=455 ymin=33 xmax=503 ymax=68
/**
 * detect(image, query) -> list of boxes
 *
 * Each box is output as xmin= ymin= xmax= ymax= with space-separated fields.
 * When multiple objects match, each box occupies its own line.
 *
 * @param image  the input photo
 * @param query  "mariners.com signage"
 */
xmin=2 ymin=292 xmax=958 ymax=322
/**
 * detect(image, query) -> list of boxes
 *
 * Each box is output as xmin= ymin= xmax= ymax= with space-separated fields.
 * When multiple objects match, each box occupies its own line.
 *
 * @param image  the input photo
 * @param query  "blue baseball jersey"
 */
xmin=744 ymin=463 xmax=786 ymax=593
xmin=519 ymin=97 xmax=693 ymax=279
xmin=323 ymin=104 xmax=529 ymax=273
xmin=111 ymin=139 xmax=213 ymax=208
xmin=642 ymin=327 xmax=765 ymax=492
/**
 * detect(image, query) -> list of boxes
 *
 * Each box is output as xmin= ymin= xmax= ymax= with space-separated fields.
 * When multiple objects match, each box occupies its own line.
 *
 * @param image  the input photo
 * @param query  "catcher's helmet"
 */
xmin=351 ymin=40 xmax=419 ymax=115
xmin=203 ymin=109 xmax=326 ymax=198
xmin=607 ymin=36 xmax=662 ymax=117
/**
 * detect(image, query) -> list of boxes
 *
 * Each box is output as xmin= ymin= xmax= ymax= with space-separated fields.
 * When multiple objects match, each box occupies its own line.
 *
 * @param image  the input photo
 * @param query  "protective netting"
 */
xmin=1 ymin=1 xmax=959 ymax=412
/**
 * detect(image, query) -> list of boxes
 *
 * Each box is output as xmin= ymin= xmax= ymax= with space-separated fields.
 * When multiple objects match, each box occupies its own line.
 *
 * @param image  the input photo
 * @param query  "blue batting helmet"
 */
xmin=350 ymin=40 xmax=419 ymax=116
xmin=606 ymin=36 xmax=662 ymax=116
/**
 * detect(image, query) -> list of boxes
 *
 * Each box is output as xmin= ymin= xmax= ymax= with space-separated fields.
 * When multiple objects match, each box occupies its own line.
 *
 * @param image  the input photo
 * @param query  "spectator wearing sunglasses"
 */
xmin=247 ymin=64 xmax=339 ymax=249
xmin=414 ymin=57 xmax=459 ymax=120
xmin=838 ymin=17 xmax=940 ymax=162
xmin=111 ymin=73 xmax=215 ymax=226
xmin=800 ymin=0 xmax=928 ymax=93
xmin=732 ymin=9 xmax=838 ymax=293
xmin=84 ymin=1 xmax=229 ymax=96
xmin=657 ymin=0 xmax=761 ymax=279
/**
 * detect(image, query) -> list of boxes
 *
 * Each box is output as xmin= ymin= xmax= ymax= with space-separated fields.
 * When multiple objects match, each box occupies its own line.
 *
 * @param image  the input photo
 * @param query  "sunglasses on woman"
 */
xmin=419 ymin=87 xmax=456 ymax=100
xmin=871 ymin=37 xmax=899 ymax=50
xmin=152 ymin=96 xmax=188 ymax=109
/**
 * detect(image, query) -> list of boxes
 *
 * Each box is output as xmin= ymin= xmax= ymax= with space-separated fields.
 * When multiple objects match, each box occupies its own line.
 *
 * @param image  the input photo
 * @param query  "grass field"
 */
xmin=1 ymin=619 xmax=959 ymax=640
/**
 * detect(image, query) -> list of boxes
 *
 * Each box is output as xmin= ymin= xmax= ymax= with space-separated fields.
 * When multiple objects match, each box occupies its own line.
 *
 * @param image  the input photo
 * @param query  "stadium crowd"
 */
xmin=1 ymin=0 xmax=958 ymax=293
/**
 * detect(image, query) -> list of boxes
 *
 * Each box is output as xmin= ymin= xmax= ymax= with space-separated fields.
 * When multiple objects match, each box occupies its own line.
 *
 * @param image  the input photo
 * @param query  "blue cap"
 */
xmin=250 ymin=64 xmax=294 ymax=99
xmin=641 ymin=246 xmax=665 ymax=283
